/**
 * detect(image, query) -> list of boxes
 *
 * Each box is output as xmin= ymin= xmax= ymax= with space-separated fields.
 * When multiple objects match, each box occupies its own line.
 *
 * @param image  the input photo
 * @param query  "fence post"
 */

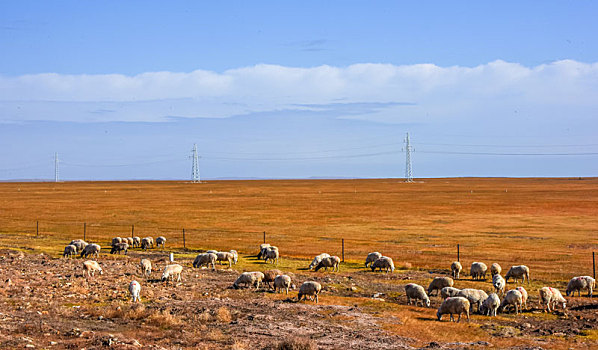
xmin=182 ymin=229 xmax=186 ymax=249
xmin=342 ymin=238 xmax=345 ymax=262
xmin=36 ymin=221 xmax=39 ymax=237
xmin=263 ymin=231 xmax=266 ymax=244
xmin=131 ymin=224 xmax=134 ymax=238
xmin=457 ymin=244 xmax=460 ymax=262
xmin=593 ymin=252 xmax=596 ymax=281
xmin=83 ymin=222 xmax=86 ymax=241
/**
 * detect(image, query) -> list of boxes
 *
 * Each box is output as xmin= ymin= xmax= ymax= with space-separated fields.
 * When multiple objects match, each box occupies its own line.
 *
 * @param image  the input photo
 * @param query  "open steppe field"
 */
xmin=0 ymin=178 xmax=597 ymax=349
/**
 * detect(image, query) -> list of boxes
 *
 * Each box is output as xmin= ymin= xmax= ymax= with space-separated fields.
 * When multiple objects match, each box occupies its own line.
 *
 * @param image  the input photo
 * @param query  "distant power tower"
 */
xmin=54 ymin=152 xmax=59 ymax=182
xmin=190 ymin=144 xmax=201 ymax=183
xmin=403 ymin=133 xmax=414 ymax=182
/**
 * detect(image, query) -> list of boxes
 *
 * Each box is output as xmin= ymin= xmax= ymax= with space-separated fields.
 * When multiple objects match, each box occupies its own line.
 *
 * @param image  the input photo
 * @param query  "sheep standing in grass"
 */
xmin=505 ymin=265 xmax=530 ymax=284
xmin=263 ymin=247 xmax=279 ymax=264
xmin=365 ymin=252 xmax=382 ymax=268
xmin=441 ymin=287 xmax=461 ymax=300
xmin=129 ymin=280 xmax=141 ymax=302
xmin=229 ymin=250 xmax=238 ymax=264
xmin=257 ymin=243 xmax=271 ymax=259
xmin=63 ymin=245 xmax=77 ymax=258
xmin=111 ymin=237 xmax=123 ymax=246
xmin=492 ymin=274 xmax=506 ymax=295
xmin=161 ymin=264 xmax=183 ymax=283
xmin=216 ymin=252 xmax=235 ymax=268
xmin=125 ymin=237 xmax=134 ymax=246
xmin=315 ymin=256 xmax=341 ymax=272
xmin=490 ymin=263 xmax=502 ymax=277
xmin=516 ymin=287 xmax=528 ymax=310
xmin=110 ymin=242 xmax=129 ymax=255
xmin=83 ymin=260 xmax=103 ymax=278
xmin=470 ymin=262 xmax=488 ymax=280
xmin=479 ymin=293 xmax=500 ymax=316
xmin=405 ymin=283 xmax=431 ymax=307
xmin=233 ymin=271 xmax=265 ymax=289
xmin=451 ymin=261 xmax=462 ymax=279
xmin=566 ymin=276 xmax=595 ymax=297
xmin=274 ymin=274 xmax=292 ymax=294
xmin=539 ymin=287 xmax=567 ymax=313
xmin=298 ymin=281 xmax=322 ymax=303
xmin=427 ymin=277 xmax=454 ymax=296
xmin=309 ymin=253 xmax=330 ymax=270
xmin=263 ymin=269 xmax=283 ymax=289
xmin=69 ymin=239 xmax=88 ymax=252
xmin=143 ymin=237 xmax=154 ymax=249
xmin=132 ymin=236 xmax=141 ymax=248
xmin=140 ymin=258 xmax=152 ymax=277
xmin=499 ymin=289 xmax=523 ymax=314
xmin=456 ymin=288 xmax=488 ymax=313
xmin=371 ymin=256 xmax=395 ymax=273
xmin=141 ymin=238 xmax=152 ymax=251
xmin=156 ymin=236 xmax=166 ymax=248
xmin=192 ymin=253 xmax=217 ymax=270
xmin=437 ymin=297 xmax=470 ymax=322
xmin=80 ymin=244 xmax=101 ymax=258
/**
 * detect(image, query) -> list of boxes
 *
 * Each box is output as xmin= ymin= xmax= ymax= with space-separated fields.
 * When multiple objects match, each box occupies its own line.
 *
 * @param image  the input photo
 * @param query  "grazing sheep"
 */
xmin=479 ymin=293 xmax=500 ymax=316
xmin=441 ymin=286 xmax=461 ymax=300
xmin=499 ymin=289 xmax=523 ymax=314
xmin=297 ymin=281 xmax=322 ymax=303
xmin=129 ymin=280 xmax=141 ymax=302
xmin=63 ymin=244 xmax=77 ymax=258
xmin=263 ymin=269 xmax=283 ymax=288
xmin=132 ymin=236 xmax=141 ymax=248
xmin=206 ymin=250 xmax=218 ymax=254
xmin=274 ymin=274 xmax=292 ymax=294
xmin=566 ymin=276 xmax=595 ymax=297
xmin=69 ymin=239 xmax=88 ymax=252
xmin=83 ymin=260 xmax=103 ymax=277
xmin=139 ymin=258 xmax=152 ymax=277
xmin=456 ymin=288 xmax=488 ymax=313
xmin=161 ymin=264 xmax=183 ymax=283
xmin=315 ymin=256 xmax=341 ymax=272
xmin=505 ymin=265 xmax=530 ymax=285
xmin=80 ymin=244 xmax=101 ymax=258
xmin=490 ymin=263 xmax=502 ymax=276
xmin=451 ymin=261 xmax=462 ymax=279
xmin=427 ymin=277 xmax=454 ymax=296
xmin=111 ymin=237 xmax=123 ymax=246
xmin=437 ymin=297 xmax=470 ymax=322
xmin=405 ymin=283 xmax=431 ymax=307
xmin=216 ymin=251 xmax=235 ymax=268
xmin=233 ymin=271 xmax=265 ymax=289
xmin=516 ymin=286 xmax=529 ymax=310
xmin=539 ymin=287 xmax=567 ymax=313
xmin=192 ymin=253 xmax=217 ymax=270
xmin=156 ymin=236 xmax=166 ymax=248
xmin=370 ymin=256 xmax=395 ymax=273
xmin=470 ymin=262 xmax=488 ymax=280
xmin=141 ymin=237 xmax=152 ymax=251
xmin=110 ymin=242 xmax=129 ymax=255
xmin=229 ymin=250 xmax=238 ymax=264
xmin=127 ymin=237 xmax=135 ymax=246
xmin=143 ymin=237 xmax=154 ymax=248
xmin=365 ymin=252 xmax=383 ymax=268
xmin=257 ymin=243 xmax=271 ymax=259
xmin=263 ymin=247 xmax=279 ymax=264
xmin=492 ymin=274 xmax=506 ymax=295
xmin=309 ymin=253 xmax=331 ymax=270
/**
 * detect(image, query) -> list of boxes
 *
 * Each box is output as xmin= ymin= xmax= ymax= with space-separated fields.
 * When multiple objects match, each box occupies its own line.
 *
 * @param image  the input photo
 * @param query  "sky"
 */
xmin=1 ymin=1 xmax=597 ymax=180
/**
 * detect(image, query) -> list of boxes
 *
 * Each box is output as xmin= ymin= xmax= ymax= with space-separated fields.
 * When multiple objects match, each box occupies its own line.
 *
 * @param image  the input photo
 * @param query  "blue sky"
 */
xmin=1 ymin=1 xmax=597 ymax=180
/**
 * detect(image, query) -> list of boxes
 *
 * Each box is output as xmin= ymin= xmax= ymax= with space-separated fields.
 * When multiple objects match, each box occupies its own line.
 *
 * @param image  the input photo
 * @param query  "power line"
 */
xmin=418 ymin=151 xmax=598 ymax=156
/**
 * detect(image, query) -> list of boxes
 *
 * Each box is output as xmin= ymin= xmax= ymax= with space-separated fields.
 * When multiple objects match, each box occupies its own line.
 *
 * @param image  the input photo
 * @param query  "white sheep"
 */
xmin=405 ymin=283 xmax=431 ymax=307
xmin=129 ymin=280 xmax=141 ymax=302
xmin=539 ymin=286 xmax=567 ymax=313
xmin=492 ymin=274 xmax=506 ymax=295
xmin=516 ymin=286 xmax=528 ymax=310
xmin=479 ymin=293 xmax=500 ymax=316
xmin=216 ymin=251 xmax=235 ymax=268
xmin=206 ymin=250 xmax=218 ymax=254
xmin=132 ymin=236 xmax=141 ymax=248
xmin=499 ymin=289 xmax=523 ymax=314
xmin=566 ymin=276 xmax=595 ymax=297
xmin=456 ymin=288 xmax=488 ymax=313
xmin=111 ymin=237 xmax=123 ymax=246
xmin=63 ymin=244 xmax=77 ymax=258
xmin=141 ymin=237 xmax=152 ymax=251
xmin=125 ymin=237 xmax=134 ymax=246
xmin=156 ymin=236 xmax=166 ymax=248
xmin=161 ymin=264 xmax=183 ymax=283
xmin=69 ymin=239 xmax=88 ymax=252
xmin=139 ymin=258 xmax=152 ymax=277
xmin=451 ymin=261 xmax=462 ymax=279
xmin=257 ymin=243 xmax=271 ymax=259
xmin=440 ymin=286 xmax=461 ymax=300
xmin=143 ymin=236 xmax=154 ymax=248
xmin=309 ymin=253 xmax=331 ymax=270
xmin=437 ymin=297 xmax=470 ymax=322
xmin=470 ymin=262 xmax=488 ymax=280
xmin=233 ymin=271 xmax=265 ymax=289
xmin=83 ymin=260 xmax=103 ymax=278
xmin=370 ymin=256 xmax=395 ymax=273
xmin=427 ymin=277 xmax=454 ymax=296
xmin=490 ymin=263 xmax=502 ymax=276
xmin=263 ymin=269 xmax=283 ymax=289
xmin=298 ymin=281 xmax=322 ymax=303
xmin=263 ymin=247 xmax=279 ymax=264
xmin=365 ymin=252 xmax=382 ymax=268
xmin=315 ymin=256 xmax=340 ymax=272
xmin=80 ymin=243 xmax=101 ymax=258
xmin=505 ymin=265 xmax=530 ymax=285
xmin=110 ymin=242 xmax=129 ymax=255
xmin=274 ymin=274 xmax=292 ymax=294
xmin=229 ymin=250 xmax=238 ymax=264
xmin=192 ymin=253 xmax=217 ymax=270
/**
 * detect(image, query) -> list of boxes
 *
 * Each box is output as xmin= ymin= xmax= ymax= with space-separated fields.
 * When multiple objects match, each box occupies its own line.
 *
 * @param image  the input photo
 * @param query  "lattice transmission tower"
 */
xmin=190 ymin=144 xmax=201 ymax=183
xmin=54 ymin=152 xmax=59 ymax=182
xmin=403 ymin=133 xmax=414 ymax=182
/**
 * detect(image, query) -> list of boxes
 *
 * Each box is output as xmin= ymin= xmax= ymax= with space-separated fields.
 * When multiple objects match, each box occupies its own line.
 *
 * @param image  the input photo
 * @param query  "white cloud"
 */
xmin=0 ymin=60 xmax=597 ymax=123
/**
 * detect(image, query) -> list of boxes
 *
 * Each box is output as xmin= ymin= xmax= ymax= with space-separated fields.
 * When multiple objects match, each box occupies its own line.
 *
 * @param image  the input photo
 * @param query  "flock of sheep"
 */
xmin=61 ymin=238 xmax=595 ymax=323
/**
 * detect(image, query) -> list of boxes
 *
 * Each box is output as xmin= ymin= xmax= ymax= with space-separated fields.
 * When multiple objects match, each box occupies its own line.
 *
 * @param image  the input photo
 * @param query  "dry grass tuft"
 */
xmin=215 ymin=306 xmax=232 ymax=323
xmin=265 ymin=337 xmax=317 ymax=350
xmin=146 ymin=308 xmax=182 ymax=328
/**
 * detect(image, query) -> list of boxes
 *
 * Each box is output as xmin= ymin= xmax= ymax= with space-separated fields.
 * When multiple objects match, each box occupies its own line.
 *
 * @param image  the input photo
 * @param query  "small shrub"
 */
xmin=265 ymin=337 xmax=317 ymax=350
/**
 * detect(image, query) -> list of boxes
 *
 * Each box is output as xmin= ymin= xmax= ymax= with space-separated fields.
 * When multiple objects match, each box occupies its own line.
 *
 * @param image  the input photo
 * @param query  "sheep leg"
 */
xmin=315 ymin=294 xmax=319 ymax=303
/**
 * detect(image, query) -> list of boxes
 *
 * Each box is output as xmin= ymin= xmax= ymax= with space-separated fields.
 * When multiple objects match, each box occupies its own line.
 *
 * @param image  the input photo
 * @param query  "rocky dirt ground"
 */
xmin=0 ymin=249 xmax=597 ymax=349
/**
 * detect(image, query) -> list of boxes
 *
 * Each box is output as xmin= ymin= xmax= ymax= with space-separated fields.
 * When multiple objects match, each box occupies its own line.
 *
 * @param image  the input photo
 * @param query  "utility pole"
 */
xmin=403 ymin=133 xmax=414 ymax=182
xmin=191 ymin=144 xmax=200 ymax=183
xmin=54 ymin=152 xmax=59 ymax=182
